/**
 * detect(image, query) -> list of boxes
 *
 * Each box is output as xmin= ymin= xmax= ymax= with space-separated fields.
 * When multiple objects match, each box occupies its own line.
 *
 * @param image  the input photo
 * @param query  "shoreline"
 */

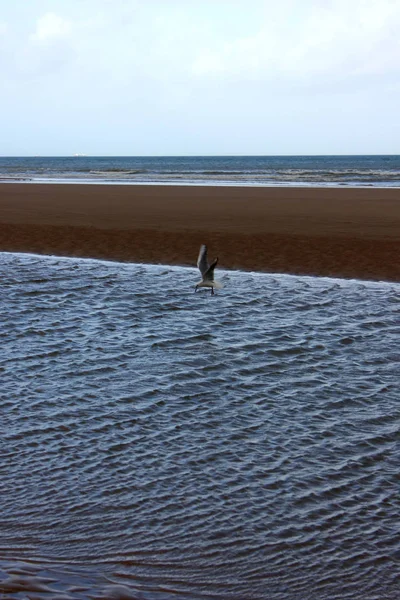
xmin=1 ymin=183 xmax=399 ymax=282
xmin=1 ymin=179 xmax=400 ymax=189
xmin=4 ymin=251 xmax=400 ymax=288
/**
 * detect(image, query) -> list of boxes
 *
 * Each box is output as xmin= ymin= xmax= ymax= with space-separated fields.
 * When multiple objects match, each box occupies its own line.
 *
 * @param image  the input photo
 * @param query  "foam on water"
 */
xmin=1 ymin=252 xmax=399 ymax=599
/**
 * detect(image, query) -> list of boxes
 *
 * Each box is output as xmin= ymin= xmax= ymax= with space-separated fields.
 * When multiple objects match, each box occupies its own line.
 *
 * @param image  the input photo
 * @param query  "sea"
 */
xmin=1 ymin=252 xmax=399 ymax=600
xmin=1 ymin=154 xmax=400 ymax=186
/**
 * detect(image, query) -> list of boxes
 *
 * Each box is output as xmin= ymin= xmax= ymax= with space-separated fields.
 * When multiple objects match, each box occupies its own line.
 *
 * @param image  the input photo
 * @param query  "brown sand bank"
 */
xmin=0 ymin=183 xmax=399 ymax=281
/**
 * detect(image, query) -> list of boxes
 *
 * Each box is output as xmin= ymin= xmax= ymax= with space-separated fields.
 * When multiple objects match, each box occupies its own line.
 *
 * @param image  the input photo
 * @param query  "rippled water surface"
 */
xmin=1 ymin=253 xmax=399 ymax=599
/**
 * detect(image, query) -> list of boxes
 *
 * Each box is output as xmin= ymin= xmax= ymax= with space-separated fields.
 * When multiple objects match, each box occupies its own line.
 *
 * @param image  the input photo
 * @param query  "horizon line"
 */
xmin=1 ymin=153 xmax=400 ymax=158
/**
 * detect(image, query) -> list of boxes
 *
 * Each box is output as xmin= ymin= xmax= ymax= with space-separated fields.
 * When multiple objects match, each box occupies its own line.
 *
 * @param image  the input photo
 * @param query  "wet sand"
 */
xmin=0 ymin=183 xmax=399 ymax=281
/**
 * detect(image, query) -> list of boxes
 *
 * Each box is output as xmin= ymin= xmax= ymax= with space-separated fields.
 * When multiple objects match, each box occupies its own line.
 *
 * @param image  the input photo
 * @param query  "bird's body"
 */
xmin=195 ymin=244 xmax=222 ymax=294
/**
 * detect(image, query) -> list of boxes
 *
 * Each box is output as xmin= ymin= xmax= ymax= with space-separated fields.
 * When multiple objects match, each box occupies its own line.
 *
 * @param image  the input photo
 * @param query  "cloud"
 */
xmin=3 ymin=1 xmax=400 ymax=87
xmin=6 ymin=13 xmax=74 ymax=78
xmin=1 ymin=0 xmax=399 ymax=155
xmin=30 ymin=12 xmax=72 ymax=43
xmin=191 ymin=0 xmax=400 ymax=88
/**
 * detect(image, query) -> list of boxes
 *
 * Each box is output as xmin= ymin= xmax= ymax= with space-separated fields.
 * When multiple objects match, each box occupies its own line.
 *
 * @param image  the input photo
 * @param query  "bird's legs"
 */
xmin=211 ymin=287 xmax=214 ymax=295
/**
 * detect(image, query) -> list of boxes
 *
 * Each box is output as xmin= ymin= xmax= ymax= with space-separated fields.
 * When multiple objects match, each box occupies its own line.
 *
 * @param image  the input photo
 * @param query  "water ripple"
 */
xmin=0 ymin=252 xmax=399 ymax=599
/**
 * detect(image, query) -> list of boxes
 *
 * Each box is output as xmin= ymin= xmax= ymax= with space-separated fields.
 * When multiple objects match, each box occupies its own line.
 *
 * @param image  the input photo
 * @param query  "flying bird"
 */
xmin=195 ymin=244 xmax=222 ymax=295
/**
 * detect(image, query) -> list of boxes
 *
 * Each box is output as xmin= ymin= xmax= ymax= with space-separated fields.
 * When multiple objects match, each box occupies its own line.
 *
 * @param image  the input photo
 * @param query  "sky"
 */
xmin=1 ymin=0 xmax=399 ymax=156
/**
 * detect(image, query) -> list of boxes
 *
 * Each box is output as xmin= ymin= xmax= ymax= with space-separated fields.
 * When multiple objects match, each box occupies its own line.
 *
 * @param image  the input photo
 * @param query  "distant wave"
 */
xmin=1 ymin=155 xmax=400 ymax=187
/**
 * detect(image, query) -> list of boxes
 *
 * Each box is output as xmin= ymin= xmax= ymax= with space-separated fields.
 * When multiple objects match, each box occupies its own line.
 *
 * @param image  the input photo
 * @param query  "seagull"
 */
xmin=195 ymin=244 xmax=222 ymax=295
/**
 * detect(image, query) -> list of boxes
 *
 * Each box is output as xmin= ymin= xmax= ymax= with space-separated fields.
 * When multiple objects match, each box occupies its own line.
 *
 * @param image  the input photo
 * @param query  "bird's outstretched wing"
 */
xmin=197 ymin=244 xmax=209 ymax=276
xmin=203 ymin=257 xmax=218 ymax=282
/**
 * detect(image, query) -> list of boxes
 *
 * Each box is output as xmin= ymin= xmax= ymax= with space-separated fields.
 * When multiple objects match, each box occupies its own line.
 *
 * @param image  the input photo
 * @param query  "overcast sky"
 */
xmin=1 ymin=0 xmax=399 ymax=156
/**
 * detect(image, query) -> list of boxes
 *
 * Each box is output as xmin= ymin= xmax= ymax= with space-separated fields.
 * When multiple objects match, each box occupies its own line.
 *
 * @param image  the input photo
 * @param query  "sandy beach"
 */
xmin=0 ymin=183 xmax=399 ymax=281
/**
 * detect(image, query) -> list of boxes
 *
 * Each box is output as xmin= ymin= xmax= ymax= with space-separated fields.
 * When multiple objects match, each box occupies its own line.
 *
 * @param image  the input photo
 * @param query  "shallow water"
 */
xmin=1 ymin=253 xmax=399 ymax=599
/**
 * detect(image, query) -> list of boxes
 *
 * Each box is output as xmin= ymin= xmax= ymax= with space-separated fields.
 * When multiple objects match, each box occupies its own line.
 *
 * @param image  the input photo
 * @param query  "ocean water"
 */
xmin=1 ymin=155 xmax=400 ymax=186
xmin=1 ymin=252 xmax=399 ymax=600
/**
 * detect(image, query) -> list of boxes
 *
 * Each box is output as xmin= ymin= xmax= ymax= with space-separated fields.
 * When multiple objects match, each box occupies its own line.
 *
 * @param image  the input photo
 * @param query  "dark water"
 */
xmin=1 ymin=155 xmax=400 ymax=186
xmin=1 ymin=252 xmax=399 ymax=599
